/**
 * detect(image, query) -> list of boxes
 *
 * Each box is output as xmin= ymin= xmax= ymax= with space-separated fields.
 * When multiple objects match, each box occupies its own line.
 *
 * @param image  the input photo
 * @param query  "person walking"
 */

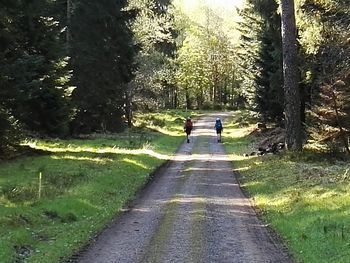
xmin=215 ymin=118 xmax=223 ymax=142
xmin=184 ymin=117 xmax=193 ymax=143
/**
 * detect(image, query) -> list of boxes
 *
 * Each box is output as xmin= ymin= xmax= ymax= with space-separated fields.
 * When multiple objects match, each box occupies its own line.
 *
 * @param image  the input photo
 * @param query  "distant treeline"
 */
xmin=0 ymin=0 xmax=349 ymax=155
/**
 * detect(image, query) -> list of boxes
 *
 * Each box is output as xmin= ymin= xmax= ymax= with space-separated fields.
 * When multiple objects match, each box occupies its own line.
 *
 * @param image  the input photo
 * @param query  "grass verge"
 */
xmin=0 ymin=110 xmax=201 ymax=263
xmin=223 ymin=110 xmax=350 ymax=263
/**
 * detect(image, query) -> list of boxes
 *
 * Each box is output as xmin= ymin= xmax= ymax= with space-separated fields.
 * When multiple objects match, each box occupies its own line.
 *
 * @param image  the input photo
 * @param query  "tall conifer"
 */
xmin=281 ymin=0 xmax=302 ymax=150
xmin=238 ymin=0 xmax=283 ymax=123
xmin=70 ymin=0 xmax=136 ymax=132
xmin=0 ymin=0 xmax=72 ymax=137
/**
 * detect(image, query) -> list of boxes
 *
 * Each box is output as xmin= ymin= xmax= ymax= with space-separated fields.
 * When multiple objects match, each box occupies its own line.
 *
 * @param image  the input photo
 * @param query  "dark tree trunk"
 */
xmin=174 ymin=86 xmax=178 ymax=109
xmin=125 ymin=91 xmax=133 ymax=128
xmin=281 ymin=0 xmax=302 ymax=151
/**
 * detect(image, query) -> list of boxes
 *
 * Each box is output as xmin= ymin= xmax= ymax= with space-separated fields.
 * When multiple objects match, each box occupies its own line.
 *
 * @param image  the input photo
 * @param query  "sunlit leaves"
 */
xmin=128 ymin=0 xmax=177 ymax=109
xmin=174 ymin=3 xmax=241 ymax=108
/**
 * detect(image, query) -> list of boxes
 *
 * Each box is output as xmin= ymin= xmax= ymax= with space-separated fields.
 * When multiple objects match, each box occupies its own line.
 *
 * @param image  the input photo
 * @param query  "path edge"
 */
xmin=66 ymin=142 xmax=185 ymax=262
xmin=232 ymin=169 xmax=296 ymax=262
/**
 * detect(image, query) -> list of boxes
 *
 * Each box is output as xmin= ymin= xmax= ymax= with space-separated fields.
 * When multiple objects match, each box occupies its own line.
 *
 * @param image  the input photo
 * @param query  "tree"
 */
xmin=237 ymin=0 xmax=284 ymax=122
xmin=0 ymin=106 xmax=22 ymax=155
xmin=280 ymin=0 xmax=302 ymax=150
xmin=128 ymin=0 xmax=177 ymax=112
xmin=70 ymin=0 xmax=136 ymax=133
xmin=297 ymin=0 xmax=350 ymax=154
xmin=174 ymin=4 xmax=240 ymax=109
xmin=176 ymin=34 xmax=211 ymax=109
xmin=0 ymin=0 xmax=72 ymax=137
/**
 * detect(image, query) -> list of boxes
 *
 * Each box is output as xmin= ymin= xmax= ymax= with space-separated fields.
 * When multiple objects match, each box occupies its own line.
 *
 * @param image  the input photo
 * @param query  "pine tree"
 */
xmin=0 ymin=0 xmax=72 ymax=137
xmin=70 ymin=0 xmax=136 ymax=133
xmin=255 ymin=29 xmax=284 ymax=123
xmin=0 ymin=107 xmax=22 ymax=155
xmin=238 ymin=0 xmax=284 ymax=123
xmin=297 ymin=0 xmax=350 ymax=153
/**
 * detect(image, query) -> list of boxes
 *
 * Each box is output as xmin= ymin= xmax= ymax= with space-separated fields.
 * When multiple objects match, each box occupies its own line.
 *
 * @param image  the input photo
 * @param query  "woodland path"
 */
xmin=74 ymin=113 xmax=293 ymax=263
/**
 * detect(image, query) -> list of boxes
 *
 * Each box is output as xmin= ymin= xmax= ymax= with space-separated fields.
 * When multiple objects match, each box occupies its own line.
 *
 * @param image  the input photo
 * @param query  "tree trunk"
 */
xmin=185 ymin=88 xmax=191 ymax=110
xmin=125 ymin=91 xmax=133 ymax=128
xmin=174 ymin=86 xmax=178 ymax=109
xmin=280 ymin=0 xmax=302 ymax=151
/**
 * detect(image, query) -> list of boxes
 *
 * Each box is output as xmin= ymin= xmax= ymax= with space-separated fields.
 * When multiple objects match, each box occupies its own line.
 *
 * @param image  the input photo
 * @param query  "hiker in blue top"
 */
xmin=215 ymin=118 xmax=223 ymax=142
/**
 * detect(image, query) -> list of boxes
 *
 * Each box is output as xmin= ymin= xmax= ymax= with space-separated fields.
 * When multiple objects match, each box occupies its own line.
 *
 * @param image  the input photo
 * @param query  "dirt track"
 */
xmin=74 ymin=113 xmax=293 ymax=263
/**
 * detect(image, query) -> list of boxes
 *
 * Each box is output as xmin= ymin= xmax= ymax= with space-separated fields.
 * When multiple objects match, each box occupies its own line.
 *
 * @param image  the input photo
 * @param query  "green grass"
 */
xmin=0 ymin=110 xmax=200 ymax=263
xmin=8 ymin=109 xmax=350 ymax=263
xmin=223 ymin=111 xmax=350 ymax=263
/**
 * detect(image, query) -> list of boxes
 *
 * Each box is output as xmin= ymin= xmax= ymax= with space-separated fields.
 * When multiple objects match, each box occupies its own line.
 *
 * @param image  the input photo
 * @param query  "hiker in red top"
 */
xmin=184 ymin=117 xmax=193 ymax=143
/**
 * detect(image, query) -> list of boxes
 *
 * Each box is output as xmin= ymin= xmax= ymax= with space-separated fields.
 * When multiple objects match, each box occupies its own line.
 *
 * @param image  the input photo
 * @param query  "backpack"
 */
xmin=185 ymin=120 xmax=193 ymax=129
xmin=215 ymin=121 xmax=222 ymax=129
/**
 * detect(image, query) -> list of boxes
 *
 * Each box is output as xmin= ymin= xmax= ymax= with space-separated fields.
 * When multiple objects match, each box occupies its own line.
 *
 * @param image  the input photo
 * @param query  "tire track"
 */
xmin=73 ymin=113 xmax=293 ymax=263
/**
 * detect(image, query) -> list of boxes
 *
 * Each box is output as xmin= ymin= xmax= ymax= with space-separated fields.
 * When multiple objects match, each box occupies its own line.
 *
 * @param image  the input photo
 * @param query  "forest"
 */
xmin=1 ymin=0 xmax=350 ymax=262
xmin=1 ymin=0 xmax=349 ymax=156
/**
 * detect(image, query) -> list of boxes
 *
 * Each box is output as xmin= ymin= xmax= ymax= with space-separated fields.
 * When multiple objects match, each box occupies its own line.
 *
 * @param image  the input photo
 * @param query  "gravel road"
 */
xmin=74 ymin=113 xmax=294 ymax=263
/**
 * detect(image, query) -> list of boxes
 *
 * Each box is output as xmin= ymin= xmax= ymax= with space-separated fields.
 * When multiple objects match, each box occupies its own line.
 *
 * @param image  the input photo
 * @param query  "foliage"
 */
xmin=0 ymin=0 xmax=72 ymax=137
xmin=70 ymin=0 xmax=136 ymax=133
xmin=297 ymin=0 xmax=350 ymax=153
xmin=237 ymin=0 xmax=284 ymax=123
xmin=0 ymin=107 xmax=22 ymax=156
xmin=174 ymin=3 xmax=241 ymax=109
xmin=237 ymin=0 xmax=349 ymax=152
xmin=128 ymin=0 xmax=178 ymax=111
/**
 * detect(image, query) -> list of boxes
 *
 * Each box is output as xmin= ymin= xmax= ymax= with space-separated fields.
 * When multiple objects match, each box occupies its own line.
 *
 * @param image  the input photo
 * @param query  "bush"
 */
xmin=0 ymin=107 xmax=23 ymax=156
xmin=213 ymin=104 xmax=223 ymax=110
xmin=201 ymin=101 xmax=213 ymax=110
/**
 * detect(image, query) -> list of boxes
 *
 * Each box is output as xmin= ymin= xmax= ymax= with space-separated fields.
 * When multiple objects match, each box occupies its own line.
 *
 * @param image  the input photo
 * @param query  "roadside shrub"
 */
xmin=174 ymin=117 xmax=184 ymax=124
xmin=213 ymin=104 xmax=223 ymax=110
xmin=151 ymin=117 xmax=165 ymax=127
xmin=142 ymin=115 xmax=166 ymax=127
xmin=225 ymin=105 xmax=238 ymax=111
xmin=0 ymin=107 xmax=23 ymax=156
xmin=201 ymin=101 xmax=213 ymax=110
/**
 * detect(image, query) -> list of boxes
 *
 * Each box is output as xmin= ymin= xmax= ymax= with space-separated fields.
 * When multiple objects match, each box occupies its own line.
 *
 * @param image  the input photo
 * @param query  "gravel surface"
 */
xmin=73 ymin=113 xmax=294 ymax=263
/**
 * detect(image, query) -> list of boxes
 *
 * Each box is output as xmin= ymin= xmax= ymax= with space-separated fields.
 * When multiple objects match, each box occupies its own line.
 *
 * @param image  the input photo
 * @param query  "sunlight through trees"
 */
xmin=0 ymin=0 xmax=349 ymax=154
